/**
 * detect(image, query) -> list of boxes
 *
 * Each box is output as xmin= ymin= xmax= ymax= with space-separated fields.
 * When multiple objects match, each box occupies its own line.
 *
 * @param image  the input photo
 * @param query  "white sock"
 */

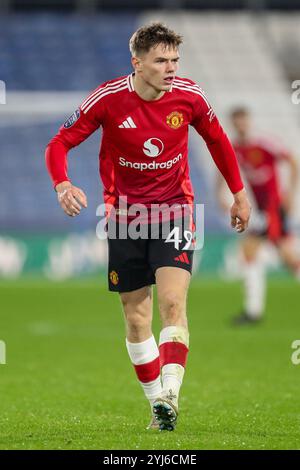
xmin=161 ymin=363 xmax=185 ymax=404
xmin=159 ymin=326 xmax=189 ymax=408
xmin=243 ymin=260 xmax=266 ymax=319
xmin=126 ymin=335 xmax=162 ymax=409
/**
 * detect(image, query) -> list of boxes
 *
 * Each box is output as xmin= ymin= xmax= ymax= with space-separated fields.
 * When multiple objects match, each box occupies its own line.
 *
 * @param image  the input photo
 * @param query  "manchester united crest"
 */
xmin=248 ymin=149 xmax=264 ymax=166
xmin=110 ymin=270 xmax=119 ymax=286
xmin=166 ymin=111 xmax=184 ymax=129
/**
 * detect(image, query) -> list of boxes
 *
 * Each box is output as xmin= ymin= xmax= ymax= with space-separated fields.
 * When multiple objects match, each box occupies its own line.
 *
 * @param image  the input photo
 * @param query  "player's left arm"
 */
xmin=191 ymin=92 xmax=251 ymax=233
xmin=280 ymin=152 xmax=299 ymax=213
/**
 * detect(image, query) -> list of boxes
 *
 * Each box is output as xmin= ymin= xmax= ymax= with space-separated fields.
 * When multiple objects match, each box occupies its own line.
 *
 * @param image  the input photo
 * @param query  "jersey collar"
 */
xmin=127 ymin=73 xmax=173 ymax=93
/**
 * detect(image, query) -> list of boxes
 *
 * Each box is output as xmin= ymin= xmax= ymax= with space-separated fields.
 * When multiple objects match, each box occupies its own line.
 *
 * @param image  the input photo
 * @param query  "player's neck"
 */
xmin=133 ymin=74 xmax=165 ymax=101
xmin=237 ymin=132 xmax=250 ymax=145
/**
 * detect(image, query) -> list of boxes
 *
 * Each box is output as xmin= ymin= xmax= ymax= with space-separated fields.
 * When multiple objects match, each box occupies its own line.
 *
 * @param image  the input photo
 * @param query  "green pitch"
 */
xmin=0 ymin=277 xmax=299 ymax=450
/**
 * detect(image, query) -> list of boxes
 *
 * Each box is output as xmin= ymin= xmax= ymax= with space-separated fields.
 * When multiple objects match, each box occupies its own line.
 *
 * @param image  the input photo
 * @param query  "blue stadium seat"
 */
xmin=0 ymin=13 xmax=135 ymax=90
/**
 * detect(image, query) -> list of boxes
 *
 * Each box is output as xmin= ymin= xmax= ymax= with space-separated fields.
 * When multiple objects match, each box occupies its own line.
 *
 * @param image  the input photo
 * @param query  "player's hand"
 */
xmin=230 ymin=188 xmax=251 ymax=233
xmin=55 ymin=181 xmax=88 ymax=217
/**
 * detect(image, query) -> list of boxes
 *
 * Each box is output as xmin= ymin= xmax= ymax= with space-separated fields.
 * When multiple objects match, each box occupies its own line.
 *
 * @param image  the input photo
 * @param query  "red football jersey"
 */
xmin=233 ymin=136 xmax=289 ymax=210
xmin=46 ymin=74 xmax=243 ymax=214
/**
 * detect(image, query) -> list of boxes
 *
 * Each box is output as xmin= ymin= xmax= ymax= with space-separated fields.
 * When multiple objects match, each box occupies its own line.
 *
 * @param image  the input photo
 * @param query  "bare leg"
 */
xmin=239 ymin=235 xmax=266 ymax=320
xmin=119 ymin=286 xmax=162 ymax=416
xmin=278 ymin=237 xmax=300 ymax=279
xmin=155 ymin=267 xmax=191 ymax=410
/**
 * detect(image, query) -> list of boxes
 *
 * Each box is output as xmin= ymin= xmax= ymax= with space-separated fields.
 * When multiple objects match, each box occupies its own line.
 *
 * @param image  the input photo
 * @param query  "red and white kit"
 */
xmin=45 ymin=73 xmax=246 ymax=427
xmin=46 ymin=74 xmax=243 ymax=211
xmin=233 ymin=136 xmax=289 ymax=210
xmin=233 ymin=136 xmax=290 ymax=241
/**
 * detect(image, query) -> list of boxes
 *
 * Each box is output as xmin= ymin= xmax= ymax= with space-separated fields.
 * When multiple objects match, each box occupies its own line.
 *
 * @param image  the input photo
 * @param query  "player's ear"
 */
xmin=131 ymin=56 xmax=142 ymax=71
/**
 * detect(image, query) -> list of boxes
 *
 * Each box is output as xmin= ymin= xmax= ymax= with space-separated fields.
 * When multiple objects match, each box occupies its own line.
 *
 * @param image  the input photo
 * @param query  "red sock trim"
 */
xmin=133 ymin=356 xmax=160 ymax=383
xmin=159 ymin=341 xmax=189 ymax=368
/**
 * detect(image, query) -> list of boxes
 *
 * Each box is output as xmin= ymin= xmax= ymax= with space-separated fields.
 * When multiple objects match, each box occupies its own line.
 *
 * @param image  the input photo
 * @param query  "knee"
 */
xmin=242 ymin=240 xmax=260 ymax=263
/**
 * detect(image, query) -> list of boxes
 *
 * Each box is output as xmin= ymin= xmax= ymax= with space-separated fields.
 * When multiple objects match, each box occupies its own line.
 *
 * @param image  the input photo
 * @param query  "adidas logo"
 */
xmin=174 ymin=252 xmax=190 ymax=265
xmin=118 ymin=116 xmax=137 ymax=128
xmin=166 ymin=389 xmax=177 ymax=401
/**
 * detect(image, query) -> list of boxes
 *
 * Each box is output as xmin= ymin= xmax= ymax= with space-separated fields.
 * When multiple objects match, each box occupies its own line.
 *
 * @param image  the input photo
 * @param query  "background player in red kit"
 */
xmin=46 ymin=23 xmax=251 ymax=431
xmin=218 ymin=107 xmax=299 ymax=324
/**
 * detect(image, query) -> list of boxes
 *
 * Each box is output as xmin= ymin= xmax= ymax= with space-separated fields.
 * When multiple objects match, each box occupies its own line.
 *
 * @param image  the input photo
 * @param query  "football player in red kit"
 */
xmin=218 ymin=107 xmax=299 ymax=325
xmin=46 ymin=23 xmax=251 ymax=431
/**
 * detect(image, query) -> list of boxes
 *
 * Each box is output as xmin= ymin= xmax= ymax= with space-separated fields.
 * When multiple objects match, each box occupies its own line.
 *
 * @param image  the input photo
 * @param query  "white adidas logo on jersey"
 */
xmin=118 ymin=116 xmax=137 ymax=128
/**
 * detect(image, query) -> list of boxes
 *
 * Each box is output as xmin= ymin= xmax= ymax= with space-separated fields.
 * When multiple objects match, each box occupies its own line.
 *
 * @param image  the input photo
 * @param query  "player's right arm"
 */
xmin=276 ymin=151 xmax=298 ymax=214
xmin=216 ymin=170 xmax=231 ymax=213
xmin=45 ymin=88 xmax=105 ymax=217
xmin=259 ymin=137 xmax=299 ymax=214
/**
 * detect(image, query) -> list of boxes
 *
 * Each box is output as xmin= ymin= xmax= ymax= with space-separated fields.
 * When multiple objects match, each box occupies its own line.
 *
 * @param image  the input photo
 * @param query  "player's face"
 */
xmin=232 ymin=114 xmax=251 ymax=137
xmin=137 ymin=44 xmax=179 ymax=92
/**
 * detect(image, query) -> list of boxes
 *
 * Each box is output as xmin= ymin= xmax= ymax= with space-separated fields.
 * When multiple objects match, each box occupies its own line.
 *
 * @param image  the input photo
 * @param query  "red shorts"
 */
xmin=251 ymin=206 xmax=290 ymax=243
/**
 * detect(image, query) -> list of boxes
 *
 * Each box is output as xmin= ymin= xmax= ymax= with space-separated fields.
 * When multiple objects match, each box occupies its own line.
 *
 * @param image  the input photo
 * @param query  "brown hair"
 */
xmin=129 ymin=22 xmax=183 ymax=57
xmin=230 ymin=106 xmax=250 ymax=119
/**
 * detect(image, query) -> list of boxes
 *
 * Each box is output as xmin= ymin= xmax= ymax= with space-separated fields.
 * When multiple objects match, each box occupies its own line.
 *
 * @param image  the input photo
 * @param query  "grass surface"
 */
xmin=0 ymin=278 xmax=299 ymax=450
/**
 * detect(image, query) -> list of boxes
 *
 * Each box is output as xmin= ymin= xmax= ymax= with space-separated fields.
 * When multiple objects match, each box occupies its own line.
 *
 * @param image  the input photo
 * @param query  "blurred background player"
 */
xmin=218 ymin=107 xmax=299 ymax=324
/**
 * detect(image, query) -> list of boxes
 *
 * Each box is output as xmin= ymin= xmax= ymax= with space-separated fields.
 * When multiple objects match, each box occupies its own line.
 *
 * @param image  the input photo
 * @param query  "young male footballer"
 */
xmin=46 ymin=23 xmax=251 ymax=431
